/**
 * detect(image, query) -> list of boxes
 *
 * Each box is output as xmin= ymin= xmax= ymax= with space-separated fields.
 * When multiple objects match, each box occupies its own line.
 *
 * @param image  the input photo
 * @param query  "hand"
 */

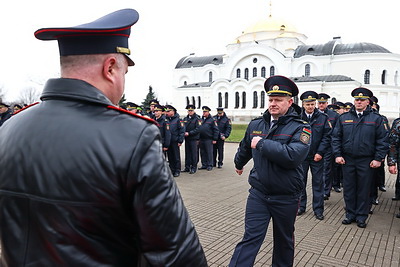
xmin=335 ymin=157 xmax=345 ymax=165
xmin=251 ymin=136 xmax=262 ymax=149
xmin=221 ymin=136 xmax=226 ymax=141
xmin=212 ymin=141 xmax=217 ymax=144
xmin=163 ymin=147 xmax=168 ymax=151
xmin=370 ymin=160 xmax=381 ymax=168
xmin=184 ymin=132 xmax=189 ymax=137
xmin=178 ymin=143 xmax=182 ymax=147
xmin=389 ymin=165 xmax=398 ymax=174
xmin=314 ymin=154 xmax=322 ymax=162
xmin=236 ymin=168 xmax=244 ymax=175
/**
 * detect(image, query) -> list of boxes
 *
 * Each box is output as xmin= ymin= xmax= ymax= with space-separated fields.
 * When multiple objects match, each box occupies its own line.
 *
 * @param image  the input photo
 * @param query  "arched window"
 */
xmin=294 ymin=96 xmax=299 ymax=105
xmin=236 ymin=68 xmax=241 ymax=78
xmin=331 ymin=97 xmax=337 ymax=104
xmin=260 ymin=91 xmax=265 ymax=108
xmin=192 ymin=96 xmax=196 ymax=107
xmin=253 ymin=67 xmax=257 ymax=77
xmin=209 ymin=71 xmax=213 ymax=82
xmin=186 ymin=96 xmax=189 ymax=106
xmin=382 ymin=70 xmax=387 ymax=85
xmin=270 ymin=66 xmax=275 ymax=76
xmin=364 ymin=70 xmax=370 ymax=84
xmin=244 ymin=68 xmax=249 ymax=80
xmin=261 ymin=67 xmax=266 ymax=78
xmin=184 ymin=81 xmax=187 ymax=86
xmin=235 ymin=92 xmax=240 ymax=109
xmin=305 ymin=64 xmax=310 ymax=77
xmin=242 ymin=92 xmax=246 ymax=108
xmin=253 ymin=91 xmax=258 ymax=108
xmin=218 ymin=92 xmax=222 ymax=107
xmin=197 ymin=96 xmax=201 ymax=109
xmin=224 ymin=92 xmax=229 ymax=108
xmin=395 ymin=71 xmax=399 ymax=86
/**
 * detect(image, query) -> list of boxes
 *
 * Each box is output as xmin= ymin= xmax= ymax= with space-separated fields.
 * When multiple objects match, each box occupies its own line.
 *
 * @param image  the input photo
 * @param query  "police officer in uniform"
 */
xmin=154 ymin=104 xmax=171 ymax=153
xmin=183 ymin=104 xmax=202 ymax=174
xmin=317 ymin=93 xmax=340 ymax=197
xmin=343 ymin=102 xmax=353 ymax=113
xmin=148 ymin=99 xmax=159 ymax=119
xmin=0 ymin=102 xmax=12 ymax=127
xmin=388 ymin=117 xmax=400 ymax=201
xmin=298 ymin=91 xmax=331 ymax=220
xmin=229 ymin=75 xmax=311 ymax=267
xmin=0 ymin=9 xmax=206 ymax=266
xmin=198 ymin=106 xmax=219 ymax=171
xmin=126 ymin=102 xmax=142 ymax=114
xmin=332 ymin=87 xmax=389 ymax=228
xmin=165 ymin=105 xmax=185 ymax=177
xmin=213 ymin=107 xmax=232 ymax=168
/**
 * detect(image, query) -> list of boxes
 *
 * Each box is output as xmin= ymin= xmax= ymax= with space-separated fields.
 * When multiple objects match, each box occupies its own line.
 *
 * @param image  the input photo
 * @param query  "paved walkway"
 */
xmin=175 ymin=142 xmax=400 ymax=266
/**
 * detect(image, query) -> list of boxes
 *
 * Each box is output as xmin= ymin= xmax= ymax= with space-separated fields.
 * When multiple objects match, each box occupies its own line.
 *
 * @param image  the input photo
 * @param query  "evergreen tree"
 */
xmin=142 ymin=86 xmax=157 ymax=110
xmin=118 ymin=93 xmax=127 ymax=107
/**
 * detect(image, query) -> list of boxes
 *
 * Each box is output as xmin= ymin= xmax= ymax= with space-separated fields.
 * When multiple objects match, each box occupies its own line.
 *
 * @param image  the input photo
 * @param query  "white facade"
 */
xmin=171 ymin=16 xmax=400 ymax=121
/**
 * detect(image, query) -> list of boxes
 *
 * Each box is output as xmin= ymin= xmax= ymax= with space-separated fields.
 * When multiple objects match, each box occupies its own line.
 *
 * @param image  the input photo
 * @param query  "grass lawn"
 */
xmin=226 ymin=124 xmax=247 ymax=143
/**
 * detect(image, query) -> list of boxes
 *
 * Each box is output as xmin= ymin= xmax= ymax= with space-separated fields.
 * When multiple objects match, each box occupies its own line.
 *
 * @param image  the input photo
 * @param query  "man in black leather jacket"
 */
xmin=229 ymin=75 xmax=311 ymax=267
xmin=0 ymin=9 xmax=207 ymax=267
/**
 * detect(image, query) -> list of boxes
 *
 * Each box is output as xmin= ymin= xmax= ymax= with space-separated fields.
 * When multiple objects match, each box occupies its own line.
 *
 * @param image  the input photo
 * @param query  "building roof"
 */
xmin=294 ymin=41 xmax=391 ymax=58
xmin=175 ymin=54 xmax=224 ymax=69
xmin=178 ymin=81 xmax=214 ymax=88
xmin=291 ymin=75 xmax=354 ymax=83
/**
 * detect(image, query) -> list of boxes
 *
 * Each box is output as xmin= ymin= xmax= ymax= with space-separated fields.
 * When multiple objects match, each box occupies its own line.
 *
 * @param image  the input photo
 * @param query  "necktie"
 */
xmin=358 ymin=113 xmax=362 ymax=118
xmin=270 ymin=120 xmax=278 ymax=129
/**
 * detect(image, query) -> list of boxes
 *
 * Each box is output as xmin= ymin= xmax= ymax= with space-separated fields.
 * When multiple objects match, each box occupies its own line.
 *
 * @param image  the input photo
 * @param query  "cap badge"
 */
xmin=358 ymin=93 xmax=364 ymax=97
xmin=272 ymin=85 xmax=279 ymax=91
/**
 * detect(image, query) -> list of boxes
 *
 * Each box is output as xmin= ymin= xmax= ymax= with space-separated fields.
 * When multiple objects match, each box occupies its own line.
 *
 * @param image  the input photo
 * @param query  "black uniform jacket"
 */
xmin=213 ymin=114 xmax=232 ymax=140
xmin=332 ymin=106 xmax=389 ymax=161
xmin=183 ymin=113 xmax=201 ymax=140
xmin=0 ymin=78 xmax=207 ymax=267
xmin=168 ymin=113 xmax=185 ymax=144
xmin=199 ymin=114 xmax=219 ymax=141
xmin=235 ymin=107 xmax=311 ymax=196
xmin=155 ymin=114 xmax=171 ymax=148
xmin=301 ymin=108 xmax=331 ymax=159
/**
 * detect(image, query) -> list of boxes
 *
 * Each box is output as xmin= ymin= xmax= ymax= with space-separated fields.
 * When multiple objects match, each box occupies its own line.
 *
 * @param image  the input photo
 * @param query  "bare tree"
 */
xmin=18 ymin=86 xmax=41 ymax=105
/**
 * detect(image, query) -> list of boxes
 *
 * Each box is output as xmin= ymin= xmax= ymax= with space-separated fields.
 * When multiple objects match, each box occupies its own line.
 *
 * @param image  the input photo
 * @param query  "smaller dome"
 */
xmin=243 ymin=15 xmax=298 ymax=34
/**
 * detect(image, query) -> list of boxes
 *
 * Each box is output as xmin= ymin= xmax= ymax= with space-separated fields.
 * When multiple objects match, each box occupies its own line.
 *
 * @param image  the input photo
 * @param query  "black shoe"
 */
xmin=342 ymin=218 xmax=355 ymax=225
xmin=297 ymin=209 xmax=305 ymax=215
xmin=173 ymin=173 xmax=180 ymax=177
xmin=182 ymin=168 xmax=190 ymax=172
xmin=315 ymin=214 xmax=324 ymax=220
xmin=396 ymin=213 xmax=400 ymax=218
xmin=217 ymin=163 xmax=223 ymax=168
xmin=333 ymin=187 xmax=342 ymax=193
xmin=207 ymin=167 xmax=213 ymax=171
xmin=198 ymin=166 xmax=207 ymax=170
xmin=369 ymin=210 xmax=373 ymax=214
xmin=371 ymin=199 xmax=379 ymax=205
xmin=324 ymin=195 xmax=329 ymax=200
xmin=189 ymin=168 xmax=196 ymax=174
xmin=379 ymin=186 xmax=387 ymax=192
xmin=392 ymin=196 xmax=400 ymax=201
xmin=357 ymin=221 xmax=367 ymax=228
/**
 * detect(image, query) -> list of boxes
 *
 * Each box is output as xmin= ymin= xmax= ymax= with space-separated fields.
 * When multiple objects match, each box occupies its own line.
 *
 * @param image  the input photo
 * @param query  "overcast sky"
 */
xmin=1 ymin=0 xmax=399 ymax=103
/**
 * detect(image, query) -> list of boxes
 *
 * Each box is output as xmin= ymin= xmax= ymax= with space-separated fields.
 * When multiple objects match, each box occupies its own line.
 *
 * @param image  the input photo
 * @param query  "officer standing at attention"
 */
xmin=388 ymin=117 xmax=400 ymax=201
xmin=297 ymin=91 xmax=331 ymax=220
xmin=147 ymin=99 xmax=159 ymax=119
xmin=198 ymin=106 xmax=219 ymax=171
xmin=0 ymin=9 xmax=207 ymax=266
xmin=165 ymin=105 xmax=185 ymax=177
xmin=229 ymin=75 xmax=311 ymax=267
xmin=0 ymin=103 xmax=12 ymax=127
xmin=213 ymin=107 xmax=232 ymax=168
xmin=153 ymin=104 xmax=171 ymax=153
xmin=332 ymin=87 xmax=389 ymax=228
xmin=182 ymin=104 xmax=202 ymax=174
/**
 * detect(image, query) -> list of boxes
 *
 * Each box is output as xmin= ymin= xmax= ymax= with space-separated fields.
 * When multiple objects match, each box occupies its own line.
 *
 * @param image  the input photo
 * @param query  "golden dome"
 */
xmin=243 ymin=15 xmax=297 ymax=34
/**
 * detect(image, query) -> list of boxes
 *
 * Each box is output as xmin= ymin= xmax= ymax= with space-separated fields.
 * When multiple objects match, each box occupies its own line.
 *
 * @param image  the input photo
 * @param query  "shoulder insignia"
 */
xmin=180 ymin=121 xmax=184 ymax=127
xmin=214 ymin=121 xmax=218 ymax=126
xmin=198 ymin=120 xmax=202 ymax=126
xmin=14 ymin=102 xmax=40 ymax=115
xmin=327 ymin=120 xmax=332 ymax=128
xmin=300 ymin=127 xmax=311 ymax=144
xmin=166 ymin=124 xmax=170 ymax=130
xmin=106 ymin=105 xmax=158 ymax=125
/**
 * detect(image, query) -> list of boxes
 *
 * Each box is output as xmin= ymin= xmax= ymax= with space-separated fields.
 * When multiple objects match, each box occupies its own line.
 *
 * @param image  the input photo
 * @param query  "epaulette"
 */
xmin=14 ymin=102 xmax=40 ymax=115
xmin=106 ymin=105 xmax=158 ymax=126
xmin=294 ymin=118 xmax=309 ymax=124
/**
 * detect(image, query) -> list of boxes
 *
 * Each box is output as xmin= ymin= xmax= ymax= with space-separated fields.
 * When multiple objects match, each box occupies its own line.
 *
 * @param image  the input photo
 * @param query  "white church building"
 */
xmin=171 ymin=15 xmax=400 ymax=121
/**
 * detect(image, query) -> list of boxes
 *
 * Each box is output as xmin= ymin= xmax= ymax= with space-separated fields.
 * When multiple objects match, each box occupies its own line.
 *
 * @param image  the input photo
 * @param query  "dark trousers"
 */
xmin=213 ymin=139 xmax=225 ymax=166
xmin=323 ymin=149 xmax=333 ymax=195
xmin=342 ymin=156 xmax=374 ymax=222
xmin=167 ymin=141 xmax=181 ymax=175
xmin=199 ymin=139 xmax=213 ymax=168
xmin=184 ymin=139 xmax=198 ymax=170
xmin=299 ymin=159 xmax=324 ymax=215
xmin=229 ymin=187 xmax=299 ymax=267
xmin=395 ymin=169 xmax=400 ymax=198
xmin=332 ymin=163 xmax=343 ymax=188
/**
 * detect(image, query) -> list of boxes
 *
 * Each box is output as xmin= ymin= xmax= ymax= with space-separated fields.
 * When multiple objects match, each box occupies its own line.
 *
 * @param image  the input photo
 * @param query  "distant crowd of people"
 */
xmin=119 ymin=99 xmax=232 ymax=177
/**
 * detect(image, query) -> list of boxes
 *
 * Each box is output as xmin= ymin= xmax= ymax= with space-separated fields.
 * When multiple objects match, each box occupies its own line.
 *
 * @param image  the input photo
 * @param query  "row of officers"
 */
xmin=123 ymin=99 xmax=232 ymax=177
